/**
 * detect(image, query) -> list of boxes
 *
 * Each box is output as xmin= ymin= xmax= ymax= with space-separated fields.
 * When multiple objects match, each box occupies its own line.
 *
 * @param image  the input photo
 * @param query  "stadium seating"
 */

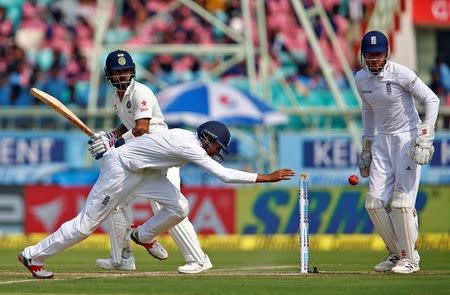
xmin=0 ymin=0 xmax=373 ymax=131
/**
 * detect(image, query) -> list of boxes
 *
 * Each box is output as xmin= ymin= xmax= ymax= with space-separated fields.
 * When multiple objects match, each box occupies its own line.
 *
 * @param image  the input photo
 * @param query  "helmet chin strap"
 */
xmin=114 ymin=80 xmax=131 ymax=91
xmin=361 ymin=56 xmax=389 ymax=76
xmin=106 ymin=70 xmax=135 ymax=91
xmin=110 ymin=77 xmax=135 ymax=92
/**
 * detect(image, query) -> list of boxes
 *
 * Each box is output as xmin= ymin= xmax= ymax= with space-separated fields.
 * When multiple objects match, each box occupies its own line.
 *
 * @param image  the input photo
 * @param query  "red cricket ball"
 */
xmin=348 ymin=175 xmax=359 ymax=185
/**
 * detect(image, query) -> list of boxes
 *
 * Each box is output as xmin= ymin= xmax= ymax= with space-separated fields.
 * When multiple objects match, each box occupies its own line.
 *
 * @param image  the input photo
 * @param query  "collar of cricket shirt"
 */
xmin=377 ymin=60 xmax=391 ymax=78
xmin=123 ymin=79 xmax=136 ymax=98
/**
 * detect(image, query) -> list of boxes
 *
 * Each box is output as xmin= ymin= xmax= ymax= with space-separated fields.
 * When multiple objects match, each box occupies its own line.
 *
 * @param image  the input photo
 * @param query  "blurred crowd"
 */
xmin=0 ymin=0 xmax=401 ymax=110
xmin=430 ymin=56 xmax=450 ymax=128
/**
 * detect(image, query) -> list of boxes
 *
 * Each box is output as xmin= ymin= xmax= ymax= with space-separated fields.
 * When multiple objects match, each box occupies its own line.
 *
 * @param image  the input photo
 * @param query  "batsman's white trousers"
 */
xmin=23 ymin=152 xmax=188 ymax=264
xmin=368 ymin=130 xmax=421 ymax=207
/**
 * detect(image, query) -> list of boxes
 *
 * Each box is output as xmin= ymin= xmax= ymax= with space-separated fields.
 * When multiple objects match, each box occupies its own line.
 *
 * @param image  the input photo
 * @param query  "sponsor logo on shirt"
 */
xmin=361 ymin=90 xmax=372 ymax=94
xmin=140 ymin=100 xmax=148 ymax=111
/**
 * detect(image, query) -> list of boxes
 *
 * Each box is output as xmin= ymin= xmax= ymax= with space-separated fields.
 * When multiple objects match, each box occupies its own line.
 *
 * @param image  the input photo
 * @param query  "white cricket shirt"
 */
xmin=111 ymin=80 xmax=168 ymax=133
xmin=110 ymin=129 xmax=258 ymax=183
xmin=355 ymin=61 xmax=439 ymax=139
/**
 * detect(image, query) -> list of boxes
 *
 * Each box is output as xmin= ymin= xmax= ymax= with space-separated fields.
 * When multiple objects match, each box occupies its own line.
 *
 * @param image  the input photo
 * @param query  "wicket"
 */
xmin=298 ymin=173 xmax=309 ymax=274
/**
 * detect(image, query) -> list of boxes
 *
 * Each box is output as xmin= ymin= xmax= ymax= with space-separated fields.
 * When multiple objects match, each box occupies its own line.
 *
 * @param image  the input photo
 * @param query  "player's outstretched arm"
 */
xmin=255 ymin=169 xmax=295 ymax=183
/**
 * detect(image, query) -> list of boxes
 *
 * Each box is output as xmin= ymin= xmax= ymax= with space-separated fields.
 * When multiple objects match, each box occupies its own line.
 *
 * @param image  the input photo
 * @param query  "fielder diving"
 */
xmin=18 ymin=120 xmax=295 ymax=278
xmin=90 ymin=50 xmax=212 ymax=274
xmin=356 ymin=31 xmax=439 ymax=273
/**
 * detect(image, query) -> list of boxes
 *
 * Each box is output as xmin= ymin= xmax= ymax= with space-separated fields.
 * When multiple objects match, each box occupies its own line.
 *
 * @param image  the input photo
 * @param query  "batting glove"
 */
xmin=88 ymin=135 xmax=111 ymax=159
xmin=358 ymin=139 xmax=373 ymax=178
xmin=88 ymin=131 xmax=116 ymax=147
xmin=409 ymin=123 xmax=435 ymax=165
xmin=87 ymin=131 xmax=117 ymax=160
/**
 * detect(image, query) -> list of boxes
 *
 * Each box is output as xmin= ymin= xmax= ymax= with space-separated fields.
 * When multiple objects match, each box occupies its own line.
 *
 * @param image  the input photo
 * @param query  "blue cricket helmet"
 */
xmin=361 ymin=31 xmax=389 ymax=54
xmin=104 ymin=50 xmax=136 ymax=90
xmin=197 ymin=121 xmax=231 ymax=162
xmin=104 ymin=50 xmax=135 ymax=73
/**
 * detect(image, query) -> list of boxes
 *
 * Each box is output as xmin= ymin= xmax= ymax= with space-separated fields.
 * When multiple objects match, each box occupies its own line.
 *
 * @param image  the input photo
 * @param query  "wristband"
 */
xmin=362 ymin=138 xmax=373 ymax=151
xmin=122 ymin=130 xmax=135 ymax=141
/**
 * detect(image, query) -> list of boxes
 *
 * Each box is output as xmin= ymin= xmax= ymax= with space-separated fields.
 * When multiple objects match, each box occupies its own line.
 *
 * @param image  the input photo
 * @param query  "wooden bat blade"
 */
xmin=30 ymin=88 xmax=94 ymax=136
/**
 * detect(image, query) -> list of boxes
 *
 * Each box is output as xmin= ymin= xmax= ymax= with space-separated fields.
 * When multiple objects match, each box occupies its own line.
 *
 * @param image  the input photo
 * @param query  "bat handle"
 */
xmin=114 ymin=138 xmax=125 ymax=148
xmin=95 ymin=152 xmax=104 ymax=160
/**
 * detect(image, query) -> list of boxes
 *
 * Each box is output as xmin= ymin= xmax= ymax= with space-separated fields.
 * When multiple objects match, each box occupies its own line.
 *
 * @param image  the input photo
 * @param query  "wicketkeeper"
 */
xmin=356 ymin=31 xmax=439 ymax=273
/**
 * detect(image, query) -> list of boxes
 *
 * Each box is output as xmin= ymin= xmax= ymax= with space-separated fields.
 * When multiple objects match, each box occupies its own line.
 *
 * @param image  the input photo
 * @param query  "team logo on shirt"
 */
xmin=127 ymin=101 xmax=131 ymax=109
xmin=102 ymin=195 xmax=111 ymax=205
xmin=140 ymin=99 xmax=148 ymax=112
xmin=386 ymin=82 xmax=392 ymax=95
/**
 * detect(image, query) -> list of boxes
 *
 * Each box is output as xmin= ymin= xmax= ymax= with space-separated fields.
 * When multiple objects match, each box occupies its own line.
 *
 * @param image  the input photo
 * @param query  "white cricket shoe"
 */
xmin=96 ymin=256 xmax=136 ymax=271
xmin=391 ymin=258 xmax=420 ymax=274
xmin=130 ymin=230 xmax=168 ymax=260
xmin=374 ymin=252 xmax=400 ymax=272
xmin=414 ymin=250 xmax=421 ymax=266
xmin=178 ymin=254 xmax=213 ymax=274
xmin=18 ymin=252 xmax=54 ymax=279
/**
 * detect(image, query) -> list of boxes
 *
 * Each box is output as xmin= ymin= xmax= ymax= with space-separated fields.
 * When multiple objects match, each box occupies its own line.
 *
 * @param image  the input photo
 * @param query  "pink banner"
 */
xmin=24 ymin=185 xmax=236 ymax=235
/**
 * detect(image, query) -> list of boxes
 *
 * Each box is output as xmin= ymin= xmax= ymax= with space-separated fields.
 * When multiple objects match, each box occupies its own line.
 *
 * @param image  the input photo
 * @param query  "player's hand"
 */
xmin=410 ymin=123 xmax=435 ymax=165
xmin=88 ymin=135 xmax=110 ymax=159
xmin=358 ymin=139 xmax=373 ymax=178
xmin=256 ymin=169 xmax=295 ymax=182
xmin=88 ymin=131 xmax=116 ymax=147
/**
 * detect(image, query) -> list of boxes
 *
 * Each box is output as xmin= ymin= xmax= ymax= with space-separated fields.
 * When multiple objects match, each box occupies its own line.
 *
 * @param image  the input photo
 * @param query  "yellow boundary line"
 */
xmin=1 ymin=233 xmax=449 ymax=250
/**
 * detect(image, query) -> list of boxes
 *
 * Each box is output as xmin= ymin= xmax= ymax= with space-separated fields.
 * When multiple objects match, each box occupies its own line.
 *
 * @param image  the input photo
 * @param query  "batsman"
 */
xmin=356 ymin=31 xmax=439 ymax=273
xmin=88 ymin=50 xmax=211 ymax=274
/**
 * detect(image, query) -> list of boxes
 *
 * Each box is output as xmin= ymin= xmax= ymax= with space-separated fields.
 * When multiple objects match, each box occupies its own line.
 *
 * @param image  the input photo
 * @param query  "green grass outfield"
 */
xmin=1 ymin=247 xmax=449 ymax=295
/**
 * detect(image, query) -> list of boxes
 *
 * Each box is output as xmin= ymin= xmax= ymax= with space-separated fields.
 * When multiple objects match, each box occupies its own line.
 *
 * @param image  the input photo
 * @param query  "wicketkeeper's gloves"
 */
xmin=409 ymin=123 xmax=435 ymax=165
xmin=358 ymin=138 xmax=373 ymax=178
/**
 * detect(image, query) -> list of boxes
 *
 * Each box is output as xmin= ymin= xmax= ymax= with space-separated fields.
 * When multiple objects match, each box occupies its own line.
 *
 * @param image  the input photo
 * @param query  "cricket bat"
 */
xmin=30 ymin=88 xmax=94 ymax=136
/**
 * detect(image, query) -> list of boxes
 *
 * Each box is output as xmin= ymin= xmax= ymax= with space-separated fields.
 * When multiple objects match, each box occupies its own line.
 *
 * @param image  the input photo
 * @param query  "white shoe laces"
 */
xmin=397 ymin=259 xmax=413 ymax=266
